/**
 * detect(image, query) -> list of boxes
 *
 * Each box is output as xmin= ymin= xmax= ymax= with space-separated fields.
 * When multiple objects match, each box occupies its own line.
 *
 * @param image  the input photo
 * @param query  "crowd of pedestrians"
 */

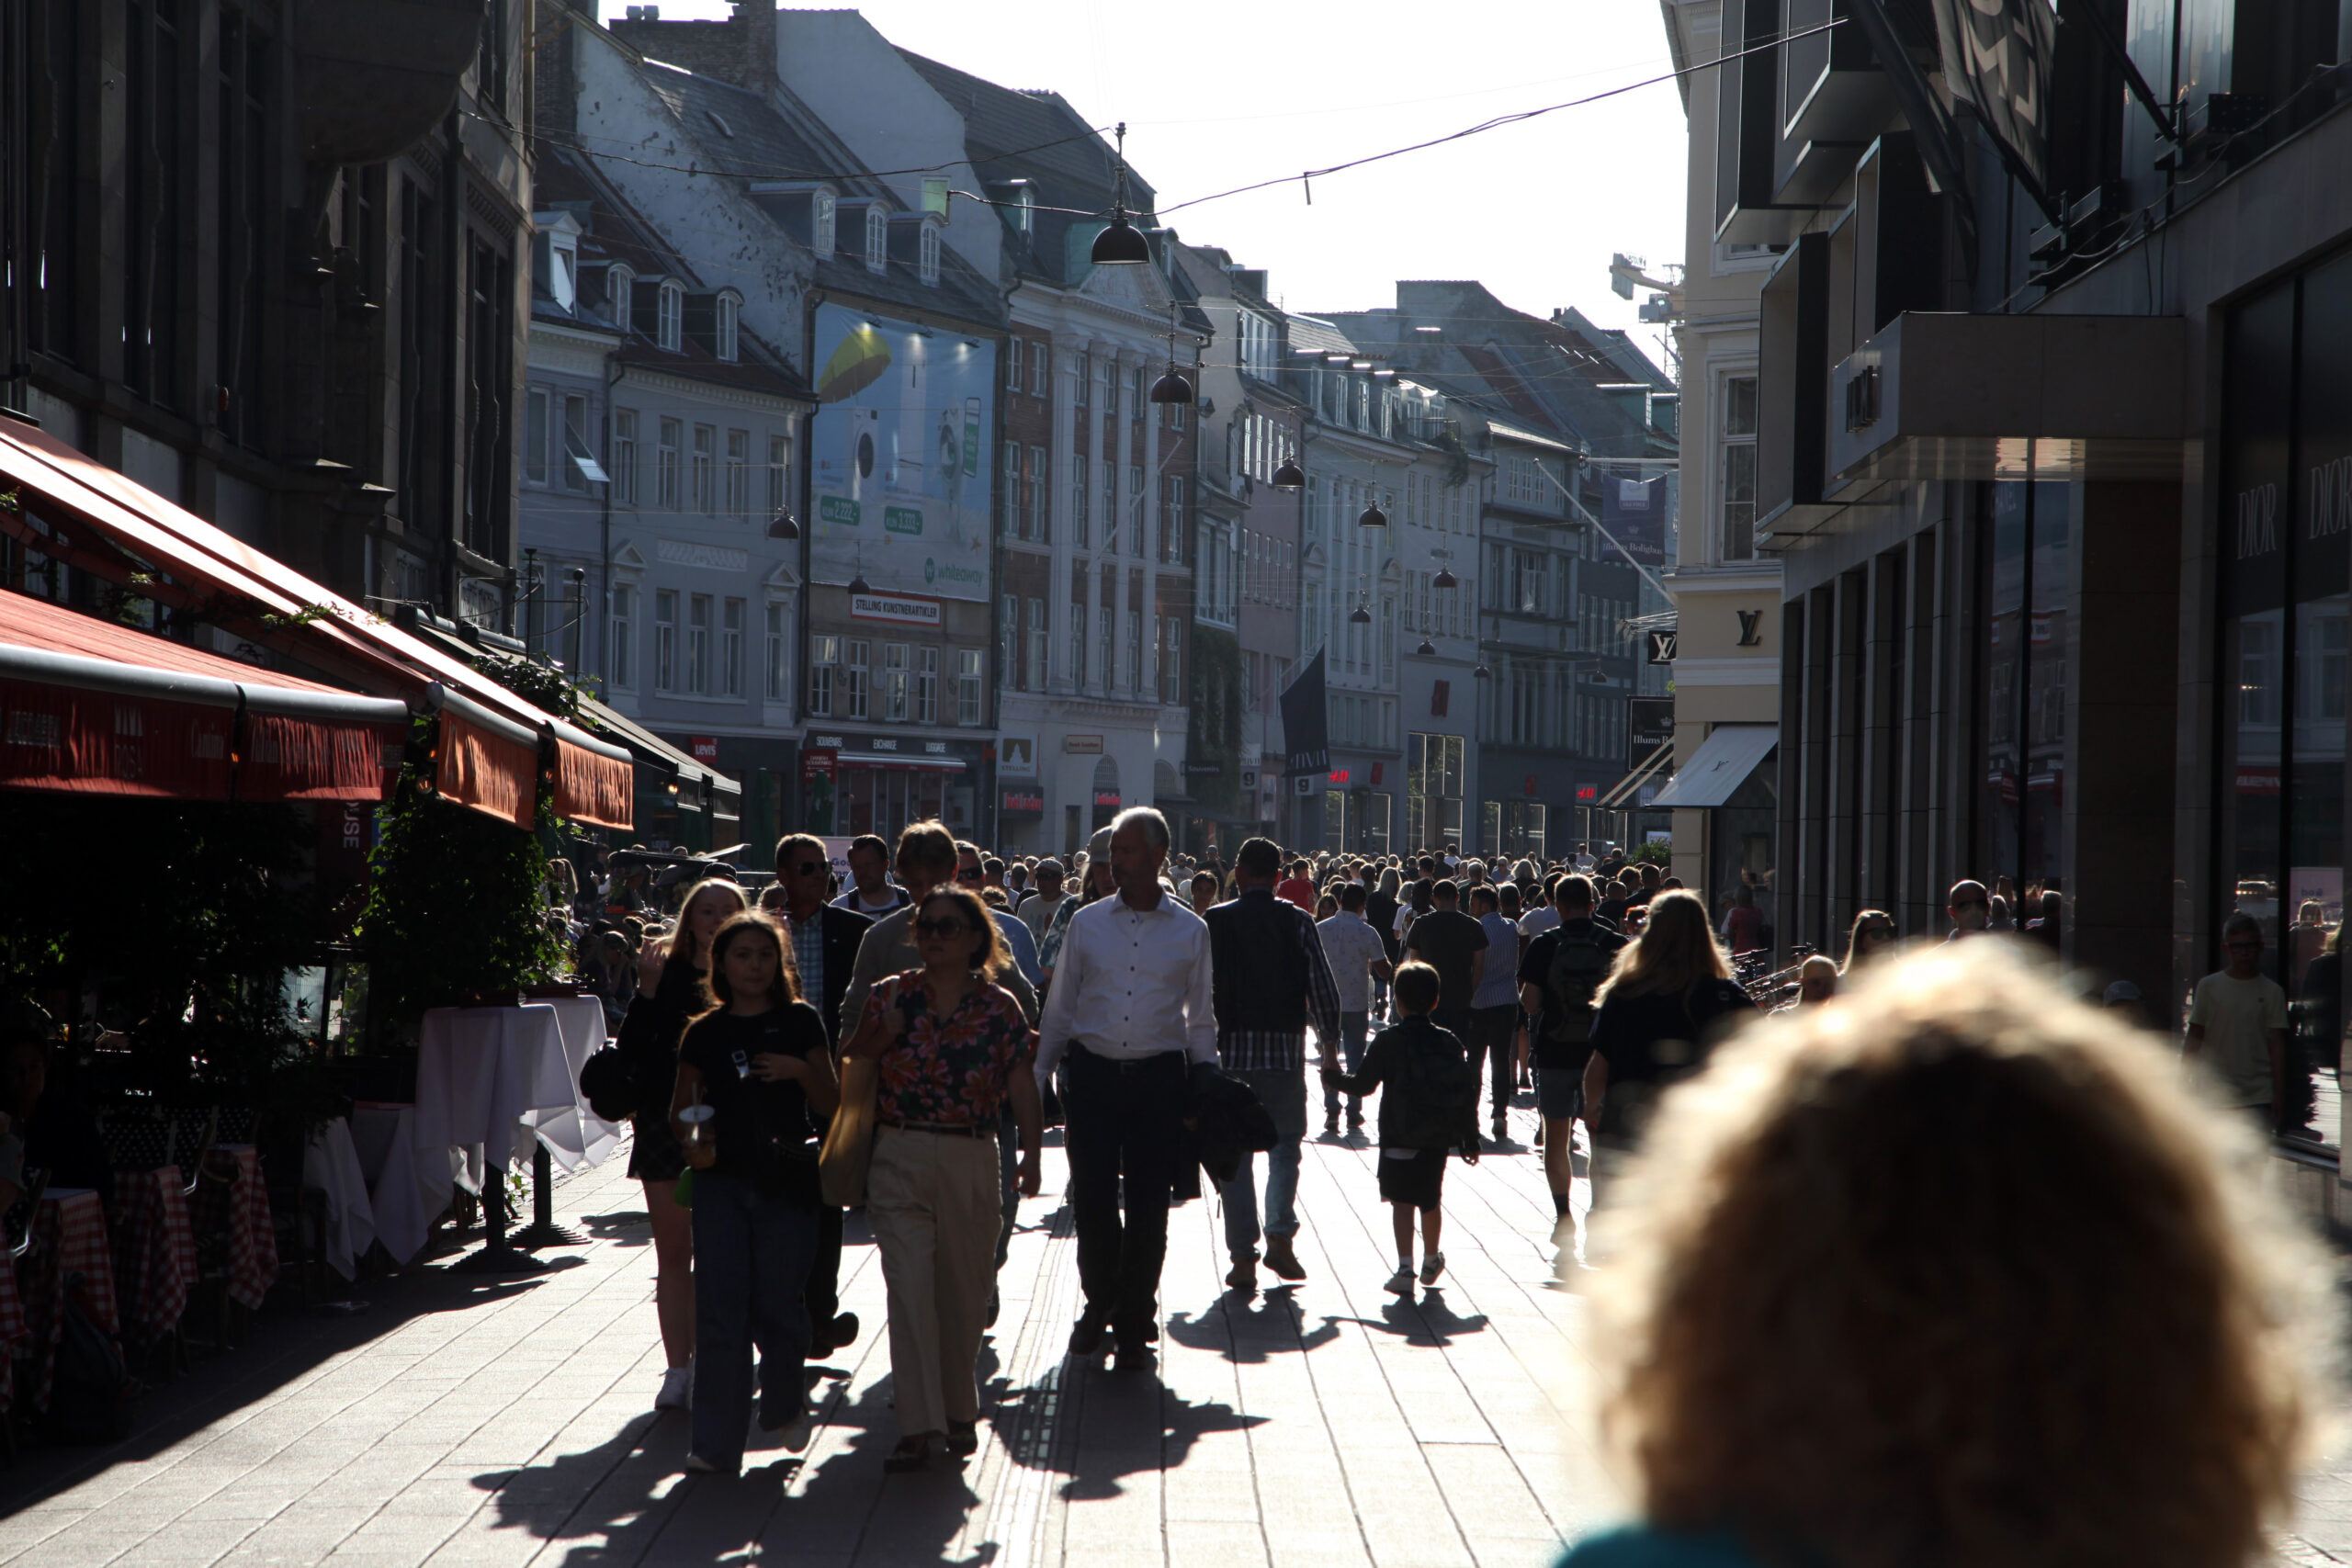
xmin=558 ymin=818 xmax=2342 ymax=1568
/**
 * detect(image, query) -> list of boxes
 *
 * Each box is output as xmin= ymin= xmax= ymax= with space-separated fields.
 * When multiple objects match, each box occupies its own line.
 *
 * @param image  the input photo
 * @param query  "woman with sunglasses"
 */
xmin=1842 ymin=908 xmax=1897 ymax=974
xmin=845 ymin=886 xmax=1046 ymax=1472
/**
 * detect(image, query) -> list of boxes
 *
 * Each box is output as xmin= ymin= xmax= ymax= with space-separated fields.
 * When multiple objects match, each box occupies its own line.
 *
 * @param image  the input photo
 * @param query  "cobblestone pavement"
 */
xmin=1 ymin=1097 xmax=2346 ymax=1567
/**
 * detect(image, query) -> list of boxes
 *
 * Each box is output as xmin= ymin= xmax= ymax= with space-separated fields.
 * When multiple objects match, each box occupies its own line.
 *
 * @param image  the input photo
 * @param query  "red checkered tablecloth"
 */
xmin=199 ymin=1146 xmax=277 ymax=1311
xmin=112 ymin=1167 xmax=197 ymax=1348
xmin=21 ymin=1190 xmax=119 ymax=1410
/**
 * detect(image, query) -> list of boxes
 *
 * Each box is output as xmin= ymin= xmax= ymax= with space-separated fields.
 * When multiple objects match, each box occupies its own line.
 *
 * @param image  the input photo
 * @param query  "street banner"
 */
xmin=1280 ymin=649 xmax=1329 ymax=776
xmin=1930 ymin=0 xmax=2057 ymax=197
xmin=1626 ymin=695 xmax=1674 ymax=773
xmin=1601 ymin=472 xmax=1668 ymax=568
xmin=809 ymin=305 xmax=994 ymax=603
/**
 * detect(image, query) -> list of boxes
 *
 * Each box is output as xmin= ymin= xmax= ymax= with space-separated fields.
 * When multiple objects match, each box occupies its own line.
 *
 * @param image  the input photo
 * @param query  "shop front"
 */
xmin=797 ymin=730 xmax=983 ymax=842
xmin=1317 ymin=754 xmax=1397 ymax=855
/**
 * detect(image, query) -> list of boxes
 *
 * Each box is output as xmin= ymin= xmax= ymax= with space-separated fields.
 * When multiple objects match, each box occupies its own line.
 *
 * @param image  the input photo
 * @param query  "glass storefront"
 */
xmin=1406 ymin=732 xmax=1464 ymax=852
xmin=1981 ymin=468 xmax=2073 ymax=896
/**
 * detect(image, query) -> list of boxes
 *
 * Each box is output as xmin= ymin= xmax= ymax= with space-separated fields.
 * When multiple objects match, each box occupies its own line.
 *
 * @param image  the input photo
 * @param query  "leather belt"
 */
xmin=1073 ymin=1043 xmax=1186 ymax=1073
xmin=878 ymin=1118 xmax=993 ymax=1138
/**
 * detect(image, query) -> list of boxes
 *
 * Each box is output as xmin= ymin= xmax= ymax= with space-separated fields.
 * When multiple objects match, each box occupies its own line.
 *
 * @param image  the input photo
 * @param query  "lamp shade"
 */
xmin=1271 ymin=459 xmax=1306 ymax=491
xmin=1432 ymin=566 xmax=1457 ymax=590
xmin=1149 ymin=367 xmax=1194 ymax=404
xmin=847 ymin=572 xmax=871 ymax=595
xmin=1415 ymin=637 xmax=1436 ymax=657
xmin=767 ymin=512 xmax=801 ymax=540
xmin=1357 ymin=500 xmax=1388 ymax=528
xmin=1091 ymin=216 xmax=1151 ymax=265
xmin=1349 ymin=604 xmax=1372 ymax=625
xmin=1474 ymin=663 xmax=1492 ymax=679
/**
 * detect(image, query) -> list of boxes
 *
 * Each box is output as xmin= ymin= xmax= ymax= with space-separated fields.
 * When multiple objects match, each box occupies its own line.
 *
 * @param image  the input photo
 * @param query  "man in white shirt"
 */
xmin=1036 ymin=807 xmax=1216 ymax=1371
xmin=2186 ymin=912 xmax=2291 ymax=1134
xmin=1316 ymin=884 xmax=1394 ymax=1134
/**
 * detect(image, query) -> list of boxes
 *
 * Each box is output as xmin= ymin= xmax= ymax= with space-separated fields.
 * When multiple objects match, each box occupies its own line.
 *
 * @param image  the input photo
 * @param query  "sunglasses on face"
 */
xmin=792 ymin=861 xmax=824 ymax=876
xmin=1952 ymin=899 xmax=1988 ymax=912
xmin=956 ymin=867 xmax=985 ymax=882
xmin=915 ymin=918 xmax=970 ymax=939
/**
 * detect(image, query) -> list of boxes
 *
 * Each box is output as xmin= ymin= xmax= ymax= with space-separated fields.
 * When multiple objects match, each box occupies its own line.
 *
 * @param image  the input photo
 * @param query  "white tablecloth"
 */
xmin=350 ymin=1104 xmax=474 ymax=1268
xmin=520 ymin=995 xmax=624 ymax=1172
xmin=300 ymin=1117 xmax=377 ymax=1281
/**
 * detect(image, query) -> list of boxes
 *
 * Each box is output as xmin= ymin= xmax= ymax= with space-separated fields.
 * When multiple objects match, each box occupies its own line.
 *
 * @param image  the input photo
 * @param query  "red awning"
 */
xmin=0 ymin=419 xmax=632 ymax=829
xmin=0 ymin=589 xmax=407 ymax=803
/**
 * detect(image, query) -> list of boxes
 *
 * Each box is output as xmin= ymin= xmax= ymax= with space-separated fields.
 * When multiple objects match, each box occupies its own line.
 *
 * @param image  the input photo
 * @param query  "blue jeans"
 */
xmin=1322 ymin=1012 xmax=1370 ymax=1118
xmin=1221 ymin=1066 xmax=1306 ymax=1258
xmin=690 ymin=1171 xmax=818 ymax=1470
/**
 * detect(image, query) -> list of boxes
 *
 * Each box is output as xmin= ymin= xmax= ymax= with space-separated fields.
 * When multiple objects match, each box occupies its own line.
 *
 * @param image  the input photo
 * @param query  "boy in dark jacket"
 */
xmin=1321 ymin=962 xmax=1479 ymax=1296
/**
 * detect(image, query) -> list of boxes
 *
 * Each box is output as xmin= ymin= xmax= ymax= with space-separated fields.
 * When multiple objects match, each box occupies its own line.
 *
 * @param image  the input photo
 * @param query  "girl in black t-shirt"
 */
xmin=667 ymin=912 xmax=839 ymax=1476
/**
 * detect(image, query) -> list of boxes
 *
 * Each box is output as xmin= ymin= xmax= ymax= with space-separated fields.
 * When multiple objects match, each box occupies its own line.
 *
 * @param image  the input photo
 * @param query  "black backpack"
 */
xmin=48 ymin=1273 xmax=130 ymax=1444
xmin=1542 ymin=925 xmax=1614 ymax=1050
xmin=1385 ymin=1027 xmax=1476 ymax=1150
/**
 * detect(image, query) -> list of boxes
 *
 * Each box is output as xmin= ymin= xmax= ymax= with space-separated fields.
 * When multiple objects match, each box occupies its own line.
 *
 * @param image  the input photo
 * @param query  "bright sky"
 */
xmin=597 ymin=3 xmax=1692 ymax=378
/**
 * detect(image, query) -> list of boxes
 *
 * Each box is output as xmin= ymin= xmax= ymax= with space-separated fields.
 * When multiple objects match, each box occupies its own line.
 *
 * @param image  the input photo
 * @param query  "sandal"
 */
xmin=944 ymin=1420 xmax=979 ymax=1457
xmin=883 ymin=1434 xmax=935 ymax=1472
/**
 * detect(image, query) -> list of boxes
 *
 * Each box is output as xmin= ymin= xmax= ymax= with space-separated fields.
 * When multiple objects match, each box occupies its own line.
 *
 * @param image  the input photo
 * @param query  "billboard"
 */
xmin=1601 ymin=471 xmax=1668 ymax=569
xmin=809 ymin=306 xmax=995 ymax=603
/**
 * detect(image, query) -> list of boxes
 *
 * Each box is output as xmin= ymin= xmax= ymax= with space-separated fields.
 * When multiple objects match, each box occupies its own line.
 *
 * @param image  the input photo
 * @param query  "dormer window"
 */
xmin=813 ymin=190 xmax=836 ymax=256
xmin=717 ymin=292 xmax=741 ymax=361
xmin=658 ymin=281 xmax=684 ymax=352
xmin=919 ymin=222 xmax=940 ymax=288
xmin=605 ymin=263 xmax=635 ymax=333
xmin=532 ymin=210 xmax=583 ymax=312
xmin=865 ymin=207 xmax=888 ymax=275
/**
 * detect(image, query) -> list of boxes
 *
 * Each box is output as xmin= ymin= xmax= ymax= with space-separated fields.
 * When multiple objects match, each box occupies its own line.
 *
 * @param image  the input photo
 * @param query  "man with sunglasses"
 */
xmin=2188 ymin=912 xmax=2290 ymax=1137
xmin=957 ymin=840 xmax=1043 ymax=987
xmin=1945 ymin=880 xmax=1993 ymax=942
xmin=775 ymin=833 xmax=876 ymax=1360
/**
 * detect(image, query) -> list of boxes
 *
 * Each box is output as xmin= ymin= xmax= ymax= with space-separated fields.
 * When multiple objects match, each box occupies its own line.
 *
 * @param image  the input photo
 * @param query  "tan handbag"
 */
xmin=820 ymin=1055 xmax=881 ymax=1207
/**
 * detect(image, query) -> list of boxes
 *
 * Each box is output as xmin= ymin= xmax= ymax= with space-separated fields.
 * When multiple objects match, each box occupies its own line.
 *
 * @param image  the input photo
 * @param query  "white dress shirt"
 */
xmin=1316 ymin=911 xmax=1391 ymax=1014
xmin=1036 ymin=889 xmax=1217 ymax=1079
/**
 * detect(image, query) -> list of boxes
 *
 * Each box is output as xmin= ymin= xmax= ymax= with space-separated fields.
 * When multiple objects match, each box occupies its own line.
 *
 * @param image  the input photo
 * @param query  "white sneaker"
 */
xmin=656 ymin=1365 xmax=694 ymax=1411
xmin=1384 ymin=1265 xmax=1416 ymax=1296
xmin=1419 ymin=1251 xmax=1445 ymax=1286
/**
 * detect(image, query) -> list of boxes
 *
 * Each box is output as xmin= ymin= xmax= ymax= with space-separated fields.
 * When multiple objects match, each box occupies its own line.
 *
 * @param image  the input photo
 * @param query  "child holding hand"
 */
xmin=1321 ymin=962 xmax=1480 ymax=1295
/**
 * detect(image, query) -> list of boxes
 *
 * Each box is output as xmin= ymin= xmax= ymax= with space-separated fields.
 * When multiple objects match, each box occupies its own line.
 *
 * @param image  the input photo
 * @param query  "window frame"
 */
xmin=614 ymin=408 xmax=639 ymax=504
xmin=653 ymin=589 xmax=678 ymax=693
xmin=609 ymin=582 xmax=637 ymax=690
xmin=686 ymin=592 xmax=713 ymax=694
xmin=720 ymin=596 xmax=745 ymax=697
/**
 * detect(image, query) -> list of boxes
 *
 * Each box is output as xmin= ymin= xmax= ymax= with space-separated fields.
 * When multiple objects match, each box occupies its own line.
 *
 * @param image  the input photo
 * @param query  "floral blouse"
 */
xmin=863 ymin=970 xmax=1033 ymax=1126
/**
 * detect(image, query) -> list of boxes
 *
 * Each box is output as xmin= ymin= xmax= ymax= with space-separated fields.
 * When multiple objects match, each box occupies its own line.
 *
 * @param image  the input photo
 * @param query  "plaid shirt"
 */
xmin=1216 ymin=889 xmax=1346 ymax=1074
xmin=790 ymin=910 xmax=825 ymax=1011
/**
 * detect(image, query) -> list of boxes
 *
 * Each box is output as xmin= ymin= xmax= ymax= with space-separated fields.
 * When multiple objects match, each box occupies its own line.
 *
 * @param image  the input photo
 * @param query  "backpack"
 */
xmin=48 ymin=1273 xmax=131 ymax=1444
xmin=1542 ymin=924 xmax=1614 ymax=1048
xmin=1385 ymin=1026 xmax=1476 ymax=1151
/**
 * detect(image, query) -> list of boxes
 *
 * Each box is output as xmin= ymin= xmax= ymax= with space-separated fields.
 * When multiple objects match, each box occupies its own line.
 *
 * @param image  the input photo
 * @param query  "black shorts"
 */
xmin=1376 ymin=1148 xmax=1447 ymax=1209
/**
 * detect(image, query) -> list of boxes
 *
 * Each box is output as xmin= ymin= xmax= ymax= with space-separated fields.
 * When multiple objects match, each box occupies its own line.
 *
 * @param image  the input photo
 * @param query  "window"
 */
xmin=1722 ymin=373 xmax=1758 ymax=562
xmin=845 ymin=639 xmax=870 ymax=718
xmin=1004 ymin=340 xmax=1023 ymax=392
xmin=1161 ymin=616 xmax=1182 ymax=703
xmin=1160 ymin=475 xmax=1185 ymax=562
xmin=767 ymin=433 xmax=791 ymax=515
xmin=808 ymin=634 xmax=838 ymax=716
xmin=1127 ymin=466 xmax=1144 ymax=555
xmin=657 ymin=282 xmax=684 ymax=351
xmin=720 ymin=597 xmax=744 ymax=696
xmin=692 ymin=425 xmax=716 ymax=513
xmin=1073 ymin=352 xmax=1090 ymax=406
xmin=687 ymin=594 xmax=712 ymax=693
xmin=657 ymin=418 xmax=682 ymax=510
xmin=614 ymin=410 xmax=639 ymax=503
xmin=958 ymin=648 xmax=983 ymax=725
xmin=915 ymin=646 xmax=938 ymax=723
xmin=654 ymin=590 xmax=678 ymax=692
xmin=609 ymin=583 xmax=636 ymax=689
xmin=524 ymin=388 xmax=549 ymax=485
xmin=1125 ymin=610 xmax=1141 ymax=690
xmin=764 ymin=604 xmax=789 ymax=700
xmin=918 ymin=222 xmax=940 ymax=287
xmin=606 ymin=264 xmax=634 ymax=333
xmin=1103 ymin=460 xmax=1118 ymax=545
xmin=716 ymin=294 xmax=739 ymax=362
xmin=1098 ymin=355 xmax=1115 ymax=414
xmin=725 ymin=429 xmax=750 ymax=515
xmin=1098 ymin=606 xmax=1114 ymax=692
xmin=1001 ymin=441 xmax=1022 ymax=537
xmin=1070 ymin=600 xmax=1086 ymax=684
xmin=1026 ymin=599 xmax=1047 ymax=693
xmin=1071 ymin=453 xmax=1089 ymax=547
xmin=563 ymin=395 xmax=591 ymax=493
xmin=882 ymin=643 xmax=909 ymax=720
xmin=1169 ymin=394 xmax=1186 ymax=431
xmin=812 ymin=190 xmax=836 ymax=256
xmin=865 ymin=207 xmax=888 ymax=274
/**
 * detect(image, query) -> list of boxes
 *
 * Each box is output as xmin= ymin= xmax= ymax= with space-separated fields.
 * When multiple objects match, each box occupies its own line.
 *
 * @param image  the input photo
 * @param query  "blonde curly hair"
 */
xmin=1589 ymin=941 xmax=2333 ymax=1568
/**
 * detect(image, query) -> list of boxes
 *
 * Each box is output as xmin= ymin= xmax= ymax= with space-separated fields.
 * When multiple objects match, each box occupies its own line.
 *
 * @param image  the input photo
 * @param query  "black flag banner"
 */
xmin=1280 ymin=649 xmax=1329 ymax=777
xmin=1931 ymin=0 xmax=2058 ymax=201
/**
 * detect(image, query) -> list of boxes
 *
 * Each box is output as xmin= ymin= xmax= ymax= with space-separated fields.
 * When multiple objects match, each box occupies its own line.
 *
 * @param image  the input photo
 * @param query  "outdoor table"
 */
xmin=21 ymin=1190 xmax=119 ymax=1410
xmin=414 ymin=1004 xmax=575 ymax=1271
xmin=521 ymin=995 xmax=624 ymax=1172
xmin=196 ymin=1146 xmax=279 ymax=1312
xmin=301 ymin=1118 xmax=377 ymax=1281
xmin=110 ymin=1166 xmax=196 ymax=1348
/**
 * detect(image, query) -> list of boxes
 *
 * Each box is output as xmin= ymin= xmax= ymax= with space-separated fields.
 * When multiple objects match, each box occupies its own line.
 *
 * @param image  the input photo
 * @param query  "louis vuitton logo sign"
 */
xmin=2236 ymin=482 xmax=2279 ymax=560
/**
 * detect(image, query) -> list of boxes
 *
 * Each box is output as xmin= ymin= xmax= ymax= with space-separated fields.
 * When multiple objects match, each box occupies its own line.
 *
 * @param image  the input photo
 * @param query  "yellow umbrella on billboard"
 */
xmin=819 ymin=325 xmax=892 ymax=403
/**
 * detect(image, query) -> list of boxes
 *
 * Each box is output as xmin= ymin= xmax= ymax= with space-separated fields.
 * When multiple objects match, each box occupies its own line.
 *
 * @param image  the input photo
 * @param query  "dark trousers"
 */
xmin=806 ymin=1202 xmax=843 ymax=1330
xmin=1465 ymin=1005 xmax=1520 ymax=1123
xmin=691 ymin=1172 xmax=817 ymax=1469
xmin=1063 ymin=1045 xmax=1187 ymax=1343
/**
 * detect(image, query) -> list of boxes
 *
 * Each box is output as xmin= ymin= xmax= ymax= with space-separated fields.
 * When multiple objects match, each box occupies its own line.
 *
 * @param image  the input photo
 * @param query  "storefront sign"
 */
xmin=801 ymin=748 xmax=839 ymax=782
xmin=802 ymin=749 xmax=840 ymax=835
xmin=849 ymin=592 xmax=941 ymax=626
xmin=1184 ymin=761 xmax=1222 ymax=775
xmin=1329 ymin=769 xmax=1351 ymax=784
xmin=1524 ymin=774 xmax=1538 ymax=796
xmin=1647 ymin=628 xmax=1679 ymax=663
xmin=1577 ymin=784 xmax=1599 ymax=802
xmin=1064 ymin=734 xmax=1103 ymax=754
xmin=999 ymin=735 xmax=1038 ymax=776
xmin=1093 ymin=791 xmax=1122 ymax=807
xmin=690 ymin=736 xmax=719 ymax=764
xmin=1001 ymin=788 xmax=1045 ymax=814
xmin=1370 ymin=761 xmax=1384 ymax=785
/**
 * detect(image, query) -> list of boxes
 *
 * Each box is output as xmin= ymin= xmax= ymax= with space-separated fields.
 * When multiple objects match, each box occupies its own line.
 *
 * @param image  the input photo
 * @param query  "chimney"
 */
xmin=733 ymin=0 xmax=776 ymax=97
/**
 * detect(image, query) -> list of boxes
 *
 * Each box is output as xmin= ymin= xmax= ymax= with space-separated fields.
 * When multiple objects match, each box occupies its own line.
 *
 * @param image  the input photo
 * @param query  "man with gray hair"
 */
xmin=1036 ymin=807 xmax=1216 ymax=1371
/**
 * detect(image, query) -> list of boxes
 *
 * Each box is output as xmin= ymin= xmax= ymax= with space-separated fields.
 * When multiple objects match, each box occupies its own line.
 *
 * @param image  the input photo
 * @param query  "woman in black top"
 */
xmin=669 ymin=912 xmax=839 ymax=1476
xmin=1583 ymin=891 xmax=1756 ymax=1193
xmin=613 ymin=877 xmax=748 ymax=1411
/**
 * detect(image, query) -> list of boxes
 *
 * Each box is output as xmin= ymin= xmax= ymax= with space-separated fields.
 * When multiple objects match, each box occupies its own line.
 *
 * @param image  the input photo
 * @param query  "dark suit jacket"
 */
xmin=808 ymin=903 xmax=872 ymax=1047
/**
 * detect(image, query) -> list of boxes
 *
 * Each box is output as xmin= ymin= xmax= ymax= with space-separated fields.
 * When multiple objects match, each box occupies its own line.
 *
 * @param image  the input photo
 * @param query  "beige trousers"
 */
xmin=865 ymin=1124 xmax=1001 ymax=1438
